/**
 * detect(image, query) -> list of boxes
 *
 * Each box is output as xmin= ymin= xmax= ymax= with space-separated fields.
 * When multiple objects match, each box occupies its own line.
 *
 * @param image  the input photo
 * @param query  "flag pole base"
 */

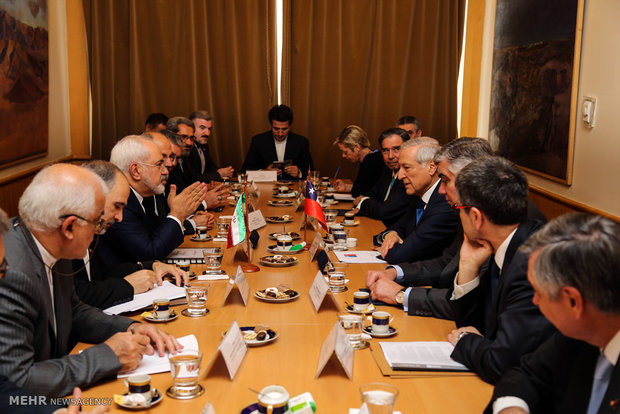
xmin=242 ymin=264 xmax=260 ymax=273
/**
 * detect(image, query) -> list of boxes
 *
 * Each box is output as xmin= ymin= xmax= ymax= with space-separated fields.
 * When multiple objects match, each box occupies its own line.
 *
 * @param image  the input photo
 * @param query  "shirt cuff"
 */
xmin=201 ymin=200 xmax=208 ymax=210
xmin=186 ymin=217 xmax=197 ymax=232
xmin=356 ymin=196 xmax=370 ymax=210
xmin=390 ymin=265 xmax=405 ymax=282
xmin=402 ymin=287 xmax=412 ymax=312
xmin=492 ymin=397 xmax=530 ymax=414
xmin=167 ymin=215 xmax=184 ymax=232
xmin=451 ymin=272 xmax=480 ymax=300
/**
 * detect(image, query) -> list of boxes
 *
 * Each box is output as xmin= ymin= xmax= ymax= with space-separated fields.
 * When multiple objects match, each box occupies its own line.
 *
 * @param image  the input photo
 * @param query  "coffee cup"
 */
xmin=321 ymin=176 xmax=330 ymax=186
xmin=325 ymin=192 xmax=335 ymax=203
xmin=177 ymin=260 xmax=190 ymax=273
xmin=344 ymin=211 xmax=356 ymax=225
xmin=353 ymin=291 xmax=370 ymax=312
xmin=278 ymin=186 xmax=289 ymax=195
xmin=346 ymin=237 xmax=357 ymax=248
xmin=334 ymin=230 xmax=347 ymax=245
xmin=257 ymin=385 xmax=289 ymax=414
xmin=371 ymin=311 xmax=394 ymax=334
xmin=125 ymin=374 xmax=152 ymax=404
xmin=276 ymin=234 xmax=293 ymax=250
xmin=196 ymin=226 xmax=208 ymax=240
xmin=152 ymin=298 xmax=170 ymax=319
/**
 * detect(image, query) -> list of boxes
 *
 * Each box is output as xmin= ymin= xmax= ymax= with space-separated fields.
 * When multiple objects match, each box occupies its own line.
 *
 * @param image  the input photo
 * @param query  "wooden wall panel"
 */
xmin=529 ymin=185 xmax=620 ymax=223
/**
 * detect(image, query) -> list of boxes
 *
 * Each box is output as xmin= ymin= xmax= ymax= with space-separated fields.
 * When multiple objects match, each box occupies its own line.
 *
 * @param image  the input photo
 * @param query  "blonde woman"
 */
xmin=332 ymin=125 xmax=384 ymax=197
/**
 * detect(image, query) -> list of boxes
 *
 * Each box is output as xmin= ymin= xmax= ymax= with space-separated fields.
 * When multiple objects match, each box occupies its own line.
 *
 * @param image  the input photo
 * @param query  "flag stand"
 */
xmin=241 ymin=180 xmax=260 ymax=273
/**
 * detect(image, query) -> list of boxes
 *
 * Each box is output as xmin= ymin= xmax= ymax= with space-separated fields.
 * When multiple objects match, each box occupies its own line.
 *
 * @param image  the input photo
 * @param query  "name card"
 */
xmin=315 ymin=322 xmax=354 ymax=380
xmin=247 ymin=170 xmax=277 ymax=182
xmin=202 ymin=320 xmax=248 ymax=381
xmin=309 ymin=270 xmax=330 ymax=312
xmin=248 ymin=210 xmax=267 ymax=232
xmin=294 ymin=195 xmax=305 ymax=212
xmin=220 ymin=266 xmax=250 ymax=306
xmin=309 ymin=232 xmax=324 ymax=261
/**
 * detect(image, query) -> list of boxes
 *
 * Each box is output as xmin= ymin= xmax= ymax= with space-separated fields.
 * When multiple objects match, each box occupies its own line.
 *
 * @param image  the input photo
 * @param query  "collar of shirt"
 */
xmin=604 ymin=329 xmax=620 ymax=366
xmin=494 ymin=227 xmax=518 ymax=272
xmin=420 ymin=179 xmax=440 ymax=209
xmin=131 ymin=187 xmax=159 ymax=216
xmin=274 ymin=137 xmax=288 ymax=162
xmin=32 ymin=234 xmax=58 ymax=270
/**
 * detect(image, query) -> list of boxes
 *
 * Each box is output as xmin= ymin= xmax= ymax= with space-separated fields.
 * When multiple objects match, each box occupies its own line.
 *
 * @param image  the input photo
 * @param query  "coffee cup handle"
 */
xmin=389 ymin=315 xmax=394 ymax=324
xmin=267 ymin=405 xmax=273 ymax=414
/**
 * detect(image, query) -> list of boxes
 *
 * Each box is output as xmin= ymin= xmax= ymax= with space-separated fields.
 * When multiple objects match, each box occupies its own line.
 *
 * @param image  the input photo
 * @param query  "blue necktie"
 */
xmin=415 ymin=199 xmax=426 ymax=225
xmin=384 ymin=174 xmax=397 ymax=201
xmin=587 ymin=353 xmax=614 ymax=414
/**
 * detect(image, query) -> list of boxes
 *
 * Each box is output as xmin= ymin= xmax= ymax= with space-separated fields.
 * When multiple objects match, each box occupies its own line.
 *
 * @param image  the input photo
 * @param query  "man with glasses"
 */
xmin=397 ymin=115 xmax=423 ymax=138
xmin=0 ymin=164 xmax=181 ymax=398
xmin=352 ymin=128 xmax=413 ymax=226
xmin=95 ymin=135 xmax=206 ymax=267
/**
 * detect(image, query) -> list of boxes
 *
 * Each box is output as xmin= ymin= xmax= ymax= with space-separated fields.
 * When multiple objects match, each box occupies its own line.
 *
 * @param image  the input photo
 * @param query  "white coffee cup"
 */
xmin=196 ymin=226 xmax=208 ymax=240
xmin=353 ymin=291 xmax=370 ymax=312
xmin=346 ymin=237 xmax=357 ymax=248
xmin=371 ymin=311 xmax=394 ymax=334
xmin=258 ymin=385 xmax=289 ymax=414
xmin=125 ymin=374 xmax=152 ymax=404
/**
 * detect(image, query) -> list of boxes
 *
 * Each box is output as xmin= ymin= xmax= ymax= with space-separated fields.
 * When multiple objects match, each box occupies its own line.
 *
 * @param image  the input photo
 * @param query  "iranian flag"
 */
xmin=227 ymin=193 xmax=246 ymax=247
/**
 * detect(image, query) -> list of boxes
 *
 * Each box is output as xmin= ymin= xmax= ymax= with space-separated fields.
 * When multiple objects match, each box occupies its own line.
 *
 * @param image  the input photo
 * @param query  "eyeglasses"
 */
xmin=163 ymin=154 xmax=176 ymax=162
xmin=58 ymin=214 xmax=107 ymax=234
xmin=137 ymin=161 xmax=167 ymax=171
xmin=0 ymin=257 xmax=7 ymax=278
xmin=177 ymin=134 xmax=196 ymax=141
xmin=453 ymin=203 xmax=473 ymax=211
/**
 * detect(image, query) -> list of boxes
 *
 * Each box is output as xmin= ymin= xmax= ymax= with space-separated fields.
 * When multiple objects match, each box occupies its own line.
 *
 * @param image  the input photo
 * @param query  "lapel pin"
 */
xmin=610 ymin=399 xmax=618 ymax=410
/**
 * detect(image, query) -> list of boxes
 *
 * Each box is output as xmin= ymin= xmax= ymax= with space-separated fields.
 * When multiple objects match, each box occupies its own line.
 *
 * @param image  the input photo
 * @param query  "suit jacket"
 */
xmin=93 ymin=190 xmax=185 ymax=268
xmin=403 ymin=200 xmax=547 ymax=320
xmin=73 ymin=257 xmax=135 ymax=310
xmin=376 ymin=183 xmax=459 ymax=264
xmin=0 ymin=375 xmax=61 ymax=413
xmin=449 ymin=220 xmax=555 ymax=384
xmin=357 ymin=166 xmax=412 ymax=227
xmin=186 ymin=144 xmax=222 ymax=182
xmin=486 ymin=331 xmax=620 ymax=414
xmin=0 ymin=218 xmax=134 ymax=397
xmin=351 ymin=150 xmax=384 ymax=198
xmin=167 ymin=162 xmax=194 ymax=194
xmin=241 ymin=131 xmax=314 ymax=180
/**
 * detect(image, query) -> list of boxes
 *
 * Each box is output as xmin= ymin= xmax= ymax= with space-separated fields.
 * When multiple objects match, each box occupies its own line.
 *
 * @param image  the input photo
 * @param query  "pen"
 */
xmin=333 ymin=166 xmax=340 ymax=181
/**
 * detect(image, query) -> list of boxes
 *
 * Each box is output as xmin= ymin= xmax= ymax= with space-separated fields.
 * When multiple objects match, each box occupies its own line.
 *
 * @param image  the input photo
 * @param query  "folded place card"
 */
xmin=309 ymin=232 xmax=324 ymax=261
xmin=309 ymin=270 xmax=340 ymax=312
xmin=202 ymin=320 xmax=247 ymax=381
xmin=220 ymin=265 xmax=250 ymax=306
xmin=315 ymin=322 xmax=354 ymax=380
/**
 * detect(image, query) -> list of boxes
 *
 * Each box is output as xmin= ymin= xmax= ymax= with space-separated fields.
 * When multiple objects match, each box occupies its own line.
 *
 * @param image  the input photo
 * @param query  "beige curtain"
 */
xmin=285 ymin=0 xmax=464 ymax=178
xmin=86 ymin=0 xmax=277 ymax=169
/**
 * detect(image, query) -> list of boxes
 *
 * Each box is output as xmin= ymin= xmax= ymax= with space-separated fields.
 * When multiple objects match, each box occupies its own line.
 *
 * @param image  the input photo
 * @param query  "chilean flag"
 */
xmin=305 ymin=181 xmax=327 ymax=230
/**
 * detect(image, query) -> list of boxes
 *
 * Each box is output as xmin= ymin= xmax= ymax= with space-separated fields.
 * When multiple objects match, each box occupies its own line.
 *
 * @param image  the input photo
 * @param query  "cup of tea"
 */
xmin=353 ymin=291 xmax=370 ymax=312
xmin=257 ymin=385 xmax=289 ymax=414
xmin=338 ymin=313 xmax=364 ymax=349
xmin=152 ymin=298 xmax=170 ymax=319
xmin=334 ymin=230 xmax=347 ymax=246
xmin=278 ymin=186 xmax=289 ymax=195
xmin=359 ymin=382 xmax=399 ymax=413
xmin=344 ymin=211 xmax=356 ymax=225
xmin=276 ymin=234 xmax=293 ymax=250
xmin=325 ymin=192 xmax=335 ymax=203
xmin=125 ymin=374 xmax=152 ymax=405
xmin=183 ymin=284 xmax=210 ymax=317
xmin=168 ymin=349 xmax=203 ymax=398
xmin=177 ymin=260 xmax=190 ymax=274
xmin=371 ymin=311 xmax=394 ymax=334
xmin=196 ymin=226 xmax=208 ymax=240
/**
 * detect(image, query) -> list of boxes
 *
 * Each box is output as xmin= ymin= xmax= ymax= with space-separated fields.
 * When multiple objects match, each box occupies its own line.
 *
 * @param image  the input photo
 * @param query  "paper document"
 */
xmin=379 ymin=342 xmax=469 ymax=371
xmin=247 ymin=170 xmax=277 ymax=182
xmin=334 ymin=193 xmax=354 ymax=201
xmin=103 ymin=281 xmax=186 ymax=315
xmin=117 ymin=334 xmax=198 ymax=378
xmin=334 ymin=251 xmax=387 ymax=264
xmin=198 ymin=273 xmax=229 ymax=281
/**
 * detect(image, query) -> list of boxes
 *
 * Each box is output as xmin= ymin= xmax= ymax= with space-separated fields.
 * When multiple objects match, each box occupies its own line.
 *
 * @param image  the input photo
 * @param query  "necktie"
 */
xmin=415 ymin=199 xmax=426 ymax=225
xmin=142 ymin=196 xmax=156 ymax=219
xmin=384 ymin=174 xmax=397 ymax=201
xmin=587 ymin=353 xmax=614 ymax=414
xmin=483 ymin=255 xmax=501 ymax=332
xmin=489 ymin=257 xmax=500 ymax=305
xmin=198 ymin=147 xmax=206 ymax=174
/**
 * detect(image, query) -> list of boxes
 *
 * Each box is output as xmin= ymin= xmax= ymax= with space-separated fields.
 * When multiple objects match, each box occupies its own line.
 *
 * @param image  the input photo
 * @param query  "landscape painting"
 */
xmin=0 ymin=0 xmax=48 ymax=168
xmin=489 ymin=0 xmax=584 ymax=184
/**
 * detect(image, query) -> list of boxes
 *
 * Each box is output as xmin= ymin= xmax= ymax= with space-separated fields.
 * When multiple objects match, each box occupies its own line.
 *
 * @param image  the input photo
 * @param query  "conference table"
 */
xmin=78 ymin=182 xmax=492 ymax=413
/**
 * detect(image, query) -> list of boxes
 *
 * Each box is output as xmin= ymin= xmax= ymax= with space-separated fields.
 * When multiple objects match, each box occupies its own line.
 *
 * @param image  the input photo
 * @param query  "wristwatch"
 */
xmin=458 ymin=331 xmax=470 ymax=342
xmin=394 ymin=288 xmax=407 ymax=305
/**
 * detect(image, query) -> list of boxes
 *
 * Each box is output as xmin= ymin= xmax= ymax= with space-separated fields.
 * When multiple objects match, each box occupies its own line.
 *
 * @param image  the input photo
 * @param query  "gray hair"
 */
xmin=189 ymin=110 xmax=212 ymax=122
xmin=82 ymin=160 xmax=123 ymax=190
xmin=110 ymin=135 xmax=151 ymax=172
xmin=160 ymin=129 xmax=182 ymax=147
xmin=0 ymin=208 xmax=8 ymax=236
xmin=401 ymin=137 xmax=440 ymax=166
xmin=166 ymin=116 xmax=195 ymax=134
xmin=520 ymin=213 xmax=620 ymax=314
xmin=18 ymin=164 xmax=106 ymax=233
xmin=434 ymin=137 xmax=494 ymax=176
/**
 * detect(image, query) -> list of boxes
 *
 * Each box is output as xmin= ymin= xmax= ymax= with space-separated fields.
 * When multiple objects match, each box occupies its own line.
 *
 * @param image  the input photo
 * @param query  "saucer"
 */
xmin=265 ymin=215 xmax=294 ymax=224
xmin=115 ymin=388 xmax=163 ymax=410
xmin=181 ymin=308 xmax=210 ymax=317
xmin=190 ymin=234 xmax=213 ymax=242
xmin=268 ymin=200 xmax=294 ymax=207
xmin=254 ymin=289 xmax=299 ymax=303
xmin=259 ymin=255 xmax=298 ymax=267
xmin=267 ymin=244 xmax=303 ymax=255
xmin=345 ymin=304 xmax=376 ymax=315
xmin=142 ymin=309 xmax=178 ymax=323
xmin=273 ymin=192 xmax=297 ymax=198
xmin=222 ymin=326 xmax=279 ymax=347
xmin=363 ymin=325 xmax=398 ymax=337
xmin=342 ymin=221 xmax=360 ymax=227
xmin=240 ymin=403 xmax=259 ymax=414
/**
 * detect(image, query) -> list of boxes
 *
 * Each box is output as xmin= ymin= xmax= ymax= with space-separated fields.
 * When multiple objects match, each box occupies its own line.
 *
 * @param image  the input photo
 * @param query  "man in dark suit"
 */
xmin=487 ymin=213 xmax=620 ymax=414
xmin=0 ymin=164 xmax=181 ymax=398
xmin=353 ymin=128 xmax=413 ymax=227
xmin=188 ymin=110 xmax=234 ymax=181
xmin=442 ymin=156 xmax=554 ymax=384
xmin=374 ymin=137 xmax=458 ymax=264
xmin=241 ymin=104 xmax=314 ymax=180
xmin=94 ymin=135 xmax=207 ymax=267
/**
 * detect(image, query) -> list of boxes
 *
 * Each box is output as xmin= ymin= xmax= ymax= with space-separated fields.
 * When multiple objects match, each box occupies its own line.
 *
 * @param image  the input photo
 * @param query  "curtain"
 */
xmin=285 ymin=0 xmax=465 ymax=178
xmin=86 ymin=0 xmax=277 ymax=169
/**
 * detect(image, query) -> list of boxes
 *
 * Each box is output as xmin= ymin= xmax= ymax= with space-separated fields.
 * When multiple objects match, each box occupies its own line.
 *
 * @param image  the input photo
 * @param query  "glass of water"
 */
xmin=359 ymin=383 xmax=399 ymax=414
xmin=337 ymin=313 xmax=364 ymax=349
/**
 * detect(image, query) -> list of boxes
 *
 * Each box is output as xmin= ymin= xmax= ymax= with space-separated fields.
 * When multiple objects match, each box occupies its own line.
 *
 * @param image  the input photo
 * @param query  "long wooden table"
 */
xmin=78 ymin=183 xmax=492 ymax=413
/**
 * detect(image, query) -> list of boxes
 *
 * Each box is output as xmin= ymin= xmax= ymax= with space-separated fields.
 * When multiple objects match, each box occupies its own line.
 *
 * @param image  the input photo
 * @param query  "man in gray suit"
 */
xmin=0 ymin=164 xmax=181 ymax=398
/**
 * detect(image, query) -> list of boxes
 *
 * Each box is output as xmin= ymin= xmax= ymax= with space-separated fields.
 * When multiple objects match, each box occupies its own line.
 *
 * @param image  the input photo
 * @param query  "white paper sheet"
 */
xmin=197 ymin=274 xmax=229 ymax=281
xmin=103 ymin=281 xmax=186 ymax=315
xmin=117 ymin=334 xmax=199 ymax=378
xmin=334 ymin=251 xmax=387 ymax=264
xmin=246 ymin=170 xmax=278 ymax=182
xmin=379 ymin=341 xmax=469 ymax=371
xmin=334 ymin=193 xmax=355 ymax=201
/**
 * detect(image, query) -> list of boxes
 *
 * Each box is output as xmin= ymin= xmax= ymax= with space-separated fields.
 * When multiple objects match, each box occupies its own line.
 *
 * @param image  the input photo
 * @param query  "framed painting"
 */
xmin=0 ymin=0 xmax=48 ymax=169
xmin=488 ymin=0 xmax=585 ymax=184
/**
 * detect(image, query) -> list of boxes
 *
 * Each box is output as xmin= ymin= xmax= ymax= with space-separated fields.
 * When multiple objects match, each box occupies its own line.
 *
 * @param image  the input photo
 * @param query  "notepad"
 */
xmin=103 ymin=281 xmax=186 ymax=315
xmin=379 ymin=342 xmax=469 ymax=371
